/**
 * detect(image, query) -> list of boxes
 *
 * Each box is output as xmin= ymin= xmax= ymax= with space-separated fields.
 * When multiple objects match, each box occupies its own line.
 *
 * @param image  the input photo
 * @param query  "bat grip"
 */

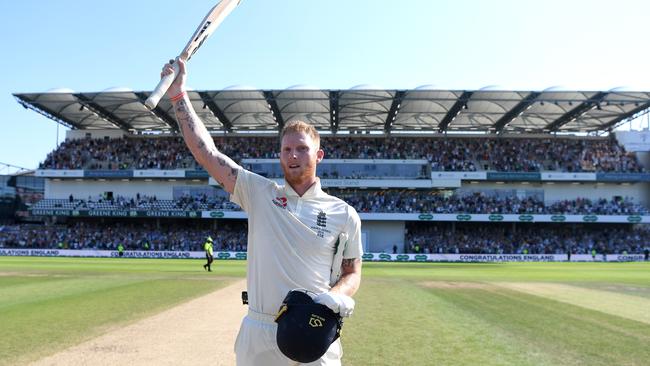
xmin=144 ymin=62 xmax=181 ymax=110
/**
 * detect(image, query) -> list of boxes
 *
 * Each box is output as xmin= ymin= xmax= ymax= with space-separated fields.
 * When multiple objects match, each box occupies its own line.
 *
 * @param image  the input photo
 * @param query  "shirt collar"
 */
xmin=284 ymin=178 xmax=322 ymax=199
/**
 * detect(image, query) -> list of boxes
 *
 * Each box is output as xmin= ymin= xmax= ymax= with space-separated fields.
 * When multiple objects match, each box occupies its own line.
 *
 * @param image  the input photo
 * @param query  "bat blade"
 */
xmin=180 ymin=0 xmax=241 ymax=62
xmin=145 ymin=0 xmax=242 ymax=110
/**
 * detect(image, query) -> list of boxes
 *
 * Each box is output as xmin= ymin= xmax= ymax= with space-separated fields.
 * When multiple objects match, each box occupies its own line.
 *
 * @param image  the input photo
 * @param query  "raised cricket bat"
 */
xmin=144 ymin=0 xmax=242 ymax=110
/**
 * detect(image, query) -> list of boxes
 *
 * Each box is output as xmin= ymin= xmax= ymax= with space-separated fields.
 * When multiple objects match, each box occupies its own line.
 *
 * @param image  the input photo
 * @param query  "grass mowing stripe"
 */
xmin=362 ymin=262 xmax=650 ymax=285
xmin=573 ymin=283 xmax=650 ymax=299
xmin=496 ymin=282 xmax=650 ymax=324
xmin=0 ymin=257 xmax=248 ymax=277
xmin=431 ymin=284 xmax=650 ymax=366
xmin=0 ymin=277 xmax=229 ymax=366
xmin=0 ymin=277 xmax=142 ymax=310
xmin=343 ymin=278 xmax=557 ymax=366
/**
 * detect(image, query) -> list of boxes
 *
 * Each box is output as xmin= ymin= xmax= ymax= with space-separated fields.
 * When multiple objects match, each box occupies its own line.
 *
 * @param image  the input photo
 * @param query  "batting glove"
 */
xmin=314 ymin=292 xmax=355 ymax=317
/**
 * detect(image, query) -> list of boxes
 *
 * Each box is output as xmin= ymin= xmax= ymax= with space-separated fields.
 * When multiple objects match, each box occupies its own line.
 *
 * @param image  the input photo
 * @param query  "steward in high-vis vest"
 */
xmin=203 ymin=236 xmax=214 ymax=272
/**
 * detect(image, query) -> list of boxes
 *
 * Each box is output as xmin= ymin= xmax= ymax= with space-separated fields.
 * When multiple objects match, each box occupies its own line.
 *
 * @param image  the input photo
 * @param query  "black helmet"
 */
xmin=274 ymin=290 xmax=342 ymax=363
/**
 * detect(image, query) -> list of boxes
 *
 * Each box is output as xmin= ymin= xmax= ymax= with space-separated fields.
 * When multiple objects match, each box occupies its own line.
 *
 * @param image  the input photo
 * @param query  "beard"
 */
xmin=281 ymin=161 xmax=317 ymax=187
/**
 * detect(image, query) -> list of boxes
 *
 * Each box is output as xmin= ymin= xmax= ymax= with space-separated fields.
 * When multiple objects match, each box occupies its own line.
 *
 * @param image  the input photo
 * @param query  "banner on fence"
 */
xmin=1 ymin=250 xmax=645 ymax=262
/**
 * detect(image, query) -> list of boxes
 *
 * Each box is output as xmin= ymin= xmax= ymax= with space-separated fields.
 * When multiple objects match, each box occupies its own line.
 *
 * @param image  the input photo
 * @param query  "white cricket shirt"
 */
xmin=231 ymin=168 xmax=363 ymax=315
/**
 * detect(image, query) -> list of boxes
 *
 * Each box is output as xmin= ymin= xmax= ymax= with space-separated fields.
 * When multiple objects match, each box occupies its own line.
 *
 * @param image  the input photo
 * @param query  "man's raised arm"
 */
xmin=162 ymin=59 xmax=239 ymax=194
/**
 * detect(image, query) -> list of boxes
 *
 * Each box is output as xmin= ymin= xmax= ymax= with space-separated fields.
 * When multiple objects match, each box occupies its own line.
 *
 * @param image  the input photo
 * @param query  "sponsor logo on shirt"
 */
xmin=272 ymin=196 xmax=287 ymax=209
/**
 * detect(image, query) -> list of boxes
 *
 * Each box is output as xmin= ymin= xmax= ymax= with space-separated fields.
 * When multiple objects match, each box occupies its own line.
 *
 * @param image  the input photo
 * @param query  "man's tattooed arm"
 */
xmin=173 ymin=97 xmax=240 ymax=194
xmin=330 ymin=258 xmax=362 ymax=297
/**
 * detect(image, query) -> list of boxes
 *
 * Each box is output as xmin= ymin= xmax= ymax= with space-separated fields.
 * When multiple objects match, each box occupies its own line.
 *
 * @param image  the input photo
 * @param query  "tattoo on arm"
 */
xmin=342 ymin=258 xmax=357 ymax=271
xmin=217 ymin=156 xmax=227 ymax=167
xmin=333 ymin=258 xmax=361 ymax=295
xmin=174 ymin=101 xmax=186 ymax=137
xmin=172 ymin=98 xmax=239 ymax=192
xmin=175 ymin=100 xmax=195 ymax=132
xmin=175 ymin=99 xmax=186 ymax=112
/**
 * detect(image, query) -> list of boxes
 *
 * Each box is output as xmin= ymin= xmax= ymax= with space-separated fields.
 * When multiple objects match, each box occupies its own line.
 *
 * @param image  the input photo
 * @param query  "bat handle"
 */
xmin=144 ymin=61 xmax=181 ymax=110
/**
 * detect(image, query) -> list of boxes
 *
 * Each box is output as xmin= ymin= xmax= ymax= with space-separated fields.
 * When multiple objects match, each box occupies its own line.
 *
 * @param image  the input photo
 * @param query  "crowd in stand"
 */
xmin=0 ymin=221 xmax=247 ymax=252
xmin=324 ymin=190 xmax=648 ymax=215
xmin=78 ymin=193 xmax=236 ymax=211
xmin=33 ymin=191 xmax=649 ymax=215
xmin=2 ymin=221 xmax=648 ymax=255
xmin=405 ymin=223 xmax=650 ymax=255
xmin=174 ymin=193 xmax=238 ymax=211
xmin=78 ymin=193 xmax=161 ymax=210
xmin=36 ymin=192 xmax=237 ymax=212
xmin=546 ymin=197 xmax=648 ymax=215
xmin=40 ymin=135 xmax=644 ymax=173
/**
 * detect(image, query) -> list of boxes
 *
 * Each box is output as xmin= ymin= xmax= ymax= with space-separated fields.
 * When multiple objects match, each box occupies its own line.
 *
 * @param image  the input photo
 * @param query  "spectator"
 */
xmin=0 ymin=221 xmax=248 ymax=252
xmin=30 ymin=192 xmax=649 ymax=215
xmin=404 ymin=222 xmax=650 ymax=255
xmin=2 ymin=221 xmax=647 ymax=255
xmin=39 ymin=135 xmax=645 ymax=173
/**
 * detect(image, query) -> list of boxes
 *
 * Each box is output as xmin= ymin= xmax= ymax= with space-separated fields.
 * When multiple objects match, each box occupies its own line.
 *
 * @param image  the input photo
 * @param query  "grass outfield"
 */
xmin=1 ymin=258 xmax=649 ymax=365
xmin=0 ymin=257 xmax=244 ymax=366
xmin=346 ymin=262 xmax=650 ymax=366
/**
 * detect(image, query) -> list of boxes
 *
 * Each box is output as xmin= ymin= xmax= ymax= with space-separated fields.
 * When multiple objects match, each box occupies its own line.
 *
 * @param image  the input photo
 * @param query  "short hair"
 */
xmin=280 ymin=120 xmax=320 ymax=149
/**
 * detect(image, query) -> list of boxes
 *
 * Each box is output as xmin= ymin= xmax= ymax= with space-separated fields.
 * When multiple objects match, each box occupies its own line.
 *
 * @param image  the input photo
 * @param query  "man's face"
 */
xmin=280 ymin=131 xmax=324 ymax=187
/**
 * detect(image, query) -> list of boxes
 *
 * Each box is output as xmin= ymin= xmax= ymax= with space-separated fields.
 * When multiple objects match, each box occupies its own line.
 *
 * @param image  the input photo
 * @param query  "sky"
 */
xmin=1 ymin=0 xmax=650 ymax=174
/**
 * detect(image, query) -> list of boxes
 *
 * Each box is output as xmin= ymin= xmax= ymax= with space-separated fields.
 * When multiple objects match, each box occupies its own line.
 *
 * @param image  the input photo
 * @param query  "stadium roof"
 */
xmin=13 ymin=88 xmax=650 ymax=134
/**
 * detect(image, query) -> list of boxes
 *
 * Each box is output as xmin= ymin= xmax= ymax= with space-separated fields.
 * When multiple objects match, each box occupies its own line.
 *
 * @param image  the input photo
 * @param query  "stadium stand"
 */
xmin=7 ymin=88 xmax=650 ymax=260
xmin=38 ymin=135 xmax=644 ymax=173
xmin=31 ymin=194 xmax=239 ymax=212
xmin=0 ymin=221 xmax=247 ymax=252
xmin=27 ymin=191 xmax=648 ymax=215
xmin=2 ymin=220 xmax=648 ymax=255
xmin=405 ymin=222 xmax=650 ymax=255
xmin=327 ymin=189 xmax=648 ymax=215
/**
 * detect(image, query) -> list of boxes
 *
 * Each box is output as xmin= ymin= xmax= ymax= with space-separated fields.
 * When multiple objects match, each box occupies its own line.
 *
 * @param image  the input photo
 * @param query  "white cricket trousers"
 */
xmin=235 ymin=309 xmax=342 ymax=366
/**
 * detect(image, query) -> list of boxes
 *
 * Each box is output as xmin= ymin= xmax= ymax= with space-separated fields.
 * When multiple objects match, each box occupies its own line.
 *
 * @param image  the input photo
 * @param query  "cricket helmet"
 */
xmin=274 ymin=290 xmax=342 ymax=363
